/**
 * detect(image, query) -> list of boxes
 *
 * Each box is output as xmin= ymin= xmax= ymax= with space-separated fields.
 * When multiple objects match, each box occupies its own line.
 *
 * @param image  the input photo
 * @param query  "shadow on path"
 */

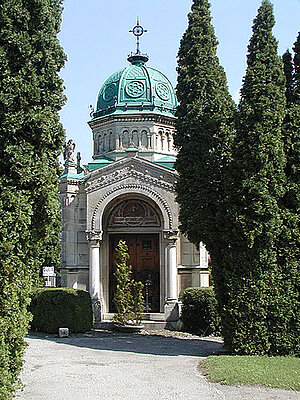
xmin=27 ymin=331 xmax=224 ymax=358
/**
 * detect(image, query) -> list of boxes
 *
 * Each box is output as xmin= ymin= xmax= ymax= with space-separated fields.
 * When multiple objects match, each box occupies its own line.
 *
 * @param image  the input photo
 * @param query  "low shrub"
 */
xmin=181 ymin=287 xmax=221 ymax=336
xmin=0 ymin=280 xmax=33 ymax=400
xmin=30 ymin=288 xmax=93 ymax=334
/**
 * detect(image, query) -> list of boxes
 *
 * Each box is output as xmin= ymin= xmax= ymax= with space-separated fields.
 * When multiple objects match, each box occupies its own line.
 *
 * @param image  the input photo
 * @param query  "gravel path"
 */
xmin=15 ymin=331 xmax=299 ymax=400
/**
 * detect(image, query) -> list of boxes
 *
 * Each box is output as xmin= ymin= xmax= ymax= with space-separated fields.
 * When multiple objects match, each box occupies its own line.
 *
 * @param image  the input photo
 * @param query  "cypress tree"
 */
xmin=282 ymin=50 xmax=294 ymax=106
xmin=224 ymin=0 xmax=288 ymax=354
xmin=290 ymin=33 xmax=300 ymax=355
xmin=280 ymin=33 xmax=300 ymax=355
xmin=294 ymin=33 xmax=300 ymax=99
xmin=0 ymin=1 xmax=66 ymax=398
xmin=282 ymin=34 xmax=300 ymax=219
xmin=175 ymin=0 xmax=235 ymax=256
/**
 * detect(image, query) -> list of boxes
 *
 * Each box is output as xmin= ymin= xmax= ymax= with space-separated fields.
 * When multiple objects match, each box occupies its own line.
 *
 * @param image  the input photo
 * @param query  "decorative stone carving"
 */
xmin=89 ymin=114 xmax=176 ymax=129
xmin=85 ymin=230 xmax=103 ymax=243
xmin=85 ymin=160 xmax=176 ymax=194
xmin=91 ymin=183 xmax=173 ymax=231
xmin=108 ymin=199 xmax=160 ymax=227
xmin=163 ymin=229 xmax=179 ymax=243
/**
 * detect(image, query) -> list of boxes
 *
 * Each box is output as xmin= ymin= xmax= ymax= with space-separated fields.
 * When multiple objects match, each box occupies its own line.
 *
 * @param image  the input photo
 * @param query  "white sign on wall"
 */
xmin=42 ymin=266 xmax=55 ymax=276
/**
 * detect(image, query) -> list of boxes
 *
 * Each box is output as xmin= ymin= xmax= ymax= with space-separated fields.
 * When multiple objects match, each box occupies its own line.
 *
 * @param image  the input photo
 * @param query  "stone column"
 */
xmin=164 ymin=230 xmax=179 ymax=323
xmin=161 ymin=133 xmax=166 ymax=152
xmin=155 ymin=134 xmax=159 ymax=151
xmin=167 ymin=242 xmax=177 ymax=301
xmin=86 ymin=231 xmax=102 ymax=326
xmin=116 ymin=134 xmax=121 ymax=150
xmin=119 ymin=134 xmax=122 ymax=149
xmin=147 ymin=134 xmax=152 ymax=149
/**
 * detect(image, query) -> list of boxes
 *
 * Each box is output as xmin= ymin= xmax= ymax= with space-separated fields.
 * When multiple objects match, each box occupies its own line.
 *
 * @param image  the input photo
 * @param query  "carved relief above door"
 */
xmin=108 ymin=199 xmax=161 ymax=228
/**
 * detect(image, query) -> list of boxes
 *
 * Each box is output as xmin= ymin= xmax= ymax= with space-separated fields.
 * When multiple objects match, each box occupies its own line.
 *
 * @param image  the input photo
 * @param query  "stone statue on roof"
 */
xmin=64 ymin=139 xmax=75 ymax=162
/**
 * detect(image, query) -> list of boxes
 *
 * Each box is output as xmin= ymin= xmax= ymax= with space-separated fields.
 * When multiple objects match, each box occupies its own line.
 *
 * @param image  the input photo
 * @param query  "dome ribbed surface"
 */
xmin=93 ymin=61 xmax=177 ymax=119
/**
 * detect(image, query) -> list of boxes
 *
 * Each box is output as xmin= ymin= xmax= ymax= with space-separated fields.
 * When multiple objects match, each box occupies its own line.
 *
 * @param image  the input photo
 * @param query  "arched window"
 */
xmin=109 ymin=131 xmax=114 ymax=151
xmin=141 ymin=130 xmax=148 ymax=148
xmin=132 ymin=130 xmax=139 ymax=147
xmin=122 ymin=130 xmax=129 ymax=148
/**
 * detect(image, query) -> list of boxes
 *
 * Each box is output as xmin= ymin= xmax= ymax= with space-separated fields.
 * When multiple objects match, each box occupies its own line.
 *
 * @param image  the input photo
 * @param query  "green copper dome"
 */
xmin=92 ymin=54 xmax=177 ymax=119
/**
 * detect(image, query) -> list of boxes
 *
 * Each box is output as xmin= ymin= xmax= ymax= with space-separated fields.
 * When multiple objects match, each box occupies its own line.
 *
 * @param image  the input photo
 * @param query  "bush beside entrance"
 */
xmin=181 ymin=287 xmax=221 ymax=336
xmin=30 ymin=288 xmax=93 ymax=333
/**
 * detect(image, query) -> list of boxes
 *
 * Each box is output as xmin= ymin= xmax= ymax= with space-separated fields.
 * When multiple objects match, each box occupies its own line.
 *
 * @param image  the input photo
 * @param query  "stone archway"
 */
xmin=90 ymin=183 xmax=174 ymax=233
xmin=87 ymin=189 xmax=179 ymax=320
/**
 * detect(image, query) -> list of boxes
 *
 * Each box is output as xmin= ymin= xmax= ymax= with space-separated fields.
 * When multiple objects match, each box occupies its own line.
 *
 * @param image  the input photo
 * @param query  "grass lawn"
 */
xmin=200 ymin=355 xmax=300 ymax=391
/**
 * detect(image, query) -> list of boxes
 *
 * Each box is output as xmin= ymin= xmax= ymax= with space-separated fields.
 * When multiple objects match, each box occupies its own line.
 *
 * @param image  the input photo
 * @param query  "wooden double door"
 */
xmin=109 ymin=234 xmax=160 ymax=312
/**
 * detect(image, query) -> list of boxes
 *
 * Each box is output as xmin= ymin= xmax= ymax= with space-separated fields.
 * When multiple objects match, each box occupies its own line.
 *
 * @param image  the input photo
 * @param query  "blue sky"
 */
xmin=59 ymin=0 xmax=300 ymax=165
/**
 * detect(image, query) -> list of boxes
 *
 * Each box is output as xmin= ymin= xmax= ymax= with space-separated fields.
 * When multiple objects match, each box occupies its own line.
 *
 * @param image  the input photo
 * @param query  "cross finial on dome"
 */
xmin=129 ymin=17 xmax=147 ymax=55
xmin=128 ymin=17 xmax=149 ymax=65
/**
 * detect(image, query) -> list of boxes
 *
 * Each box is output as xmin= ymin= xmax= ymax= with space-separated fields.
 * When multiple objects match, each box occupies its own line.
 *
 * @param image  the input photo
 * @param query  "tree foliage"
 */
xmin=216 ymin=0 xmax=296 ymax=355
xmin=282 ymin=50 xmax=294 ymax=106
xmin=280 ymin=32 xmax=300 ymax=355
xmin=0 ymin=1 xmax=66 ymax=398
xmin=113 ymin=240 xmax=144 ymax=326
xmin=175 ymin=0 xmax=299 ymax=355
xmin=175 ymin=0 xmax=235 ymax=253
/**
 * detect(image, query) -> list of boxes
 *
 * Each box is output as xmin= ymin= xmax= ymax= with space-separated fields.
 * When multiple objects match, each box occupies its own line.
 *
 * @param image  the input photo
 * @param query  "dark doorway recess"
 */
xmin=109 ymin=234 xmax=160 ymax=312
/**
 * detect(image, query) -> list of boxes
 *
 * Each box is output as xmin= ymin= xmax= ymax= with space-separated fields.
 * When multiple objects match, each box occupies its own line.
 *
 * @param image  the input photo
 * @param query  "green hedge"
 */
xmin=30 ymin=288 xmax=93 ymax=334
xmin=181 ymin=287 xmax=221 ymax=336
xmin=0 ymin=279 xmax=33 ymax=400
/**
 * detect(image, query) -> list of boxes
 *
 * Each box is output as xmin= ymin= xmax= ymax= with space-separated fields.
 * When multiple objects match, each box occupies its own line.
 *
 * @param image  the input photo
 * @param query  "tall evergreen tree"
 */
xmin=223 ymin=0 xmax=289 ymax=354
xmin=280 ymin=33 xmax=300 ymax=355
xmin=282 ymin=50 xmax=294 ymax=106
xmin=175 ymin=0 xmax=235 ymax=257
xmin=282 ymin=34 xmax=300 ymax=217
xmin=0 ymin=1 xmax=66 ymax=398
xmin=294 ymin=33 xmax=300 ymax=100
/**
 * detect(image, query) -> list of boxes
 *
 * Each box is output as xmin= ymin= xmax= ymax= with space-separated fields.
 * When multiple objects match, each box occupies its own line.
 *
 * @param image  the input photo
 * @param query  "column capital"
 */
xmin=163 ymin=229 xmax=179 ymax=244
xmin=86 ymin=230 xmax=102 ymax=245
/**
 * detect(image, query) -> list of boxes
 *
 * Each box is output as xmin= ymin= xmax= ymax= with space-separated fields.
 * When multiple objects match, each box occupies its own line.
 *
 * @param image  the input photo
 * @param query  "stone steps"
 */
xmin=94 ymin=320 xmax=168 ymax=331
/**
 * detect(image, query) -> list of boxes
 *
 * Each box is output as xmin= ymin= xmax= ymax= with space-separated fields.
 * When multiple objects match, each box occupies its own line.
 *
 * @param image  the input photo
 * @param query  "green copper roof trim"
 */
xmin=153 ymin=155 xmax=176 ymax=170
xmin=87 ymin=156 xmax=114 ymax=171
xmin=59 ymin=171 xmax=84 ymax=180
xmin=156 ymin=156 xmax=176 ymax=162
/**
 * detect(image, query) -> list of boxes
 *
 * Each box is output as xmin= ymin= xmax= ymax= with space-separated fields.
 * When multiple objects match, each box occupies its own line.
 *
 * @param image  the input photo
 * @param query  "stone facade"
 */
xmin=90 ymin=114 xmax=176 ymax=162
xmin=59 ymin=50 xmax=209 ymax=324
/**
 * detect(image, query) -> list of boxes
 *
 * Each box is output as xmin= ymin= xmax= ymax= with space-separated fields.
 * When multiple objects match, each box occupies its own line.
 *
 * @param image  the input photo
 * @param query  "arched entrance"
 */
xmin=107 ymin=198 xmax=162 ymax=313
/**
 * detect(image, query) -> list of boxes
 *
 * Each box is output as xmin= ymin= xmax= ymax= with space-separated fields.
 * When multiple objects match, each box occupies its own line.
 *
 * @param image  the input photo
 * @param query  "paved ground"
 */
xmin=15 ymin=331 xmax=299 ymax=400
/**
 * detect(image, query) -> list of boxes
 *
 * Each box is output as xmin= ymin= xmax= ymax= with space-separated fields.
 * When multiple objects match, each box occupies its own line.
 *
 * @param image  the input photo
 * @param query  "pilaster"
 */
xmin=86 ymin=230 xmax=103 ymax=325
xmin=163 ymin=229 xmax=179 ymax=322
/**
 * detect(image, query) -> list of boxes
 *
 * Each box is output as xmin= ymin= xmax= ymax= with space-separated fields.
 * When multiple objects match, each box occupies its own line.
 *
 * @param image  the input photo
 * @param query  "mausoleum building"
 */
xmin=59 ymin=22 xmax=209 ymax=325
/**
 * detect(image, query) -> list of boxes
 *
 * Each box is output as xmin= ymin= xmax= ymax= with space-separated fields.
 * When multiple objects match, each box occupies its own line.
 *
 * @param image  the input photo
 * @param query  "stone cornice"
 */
xmin=88 ymin=113 xmax=176 ymax=129
xmin=59 ymin=177 xmax=82 ymax=185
